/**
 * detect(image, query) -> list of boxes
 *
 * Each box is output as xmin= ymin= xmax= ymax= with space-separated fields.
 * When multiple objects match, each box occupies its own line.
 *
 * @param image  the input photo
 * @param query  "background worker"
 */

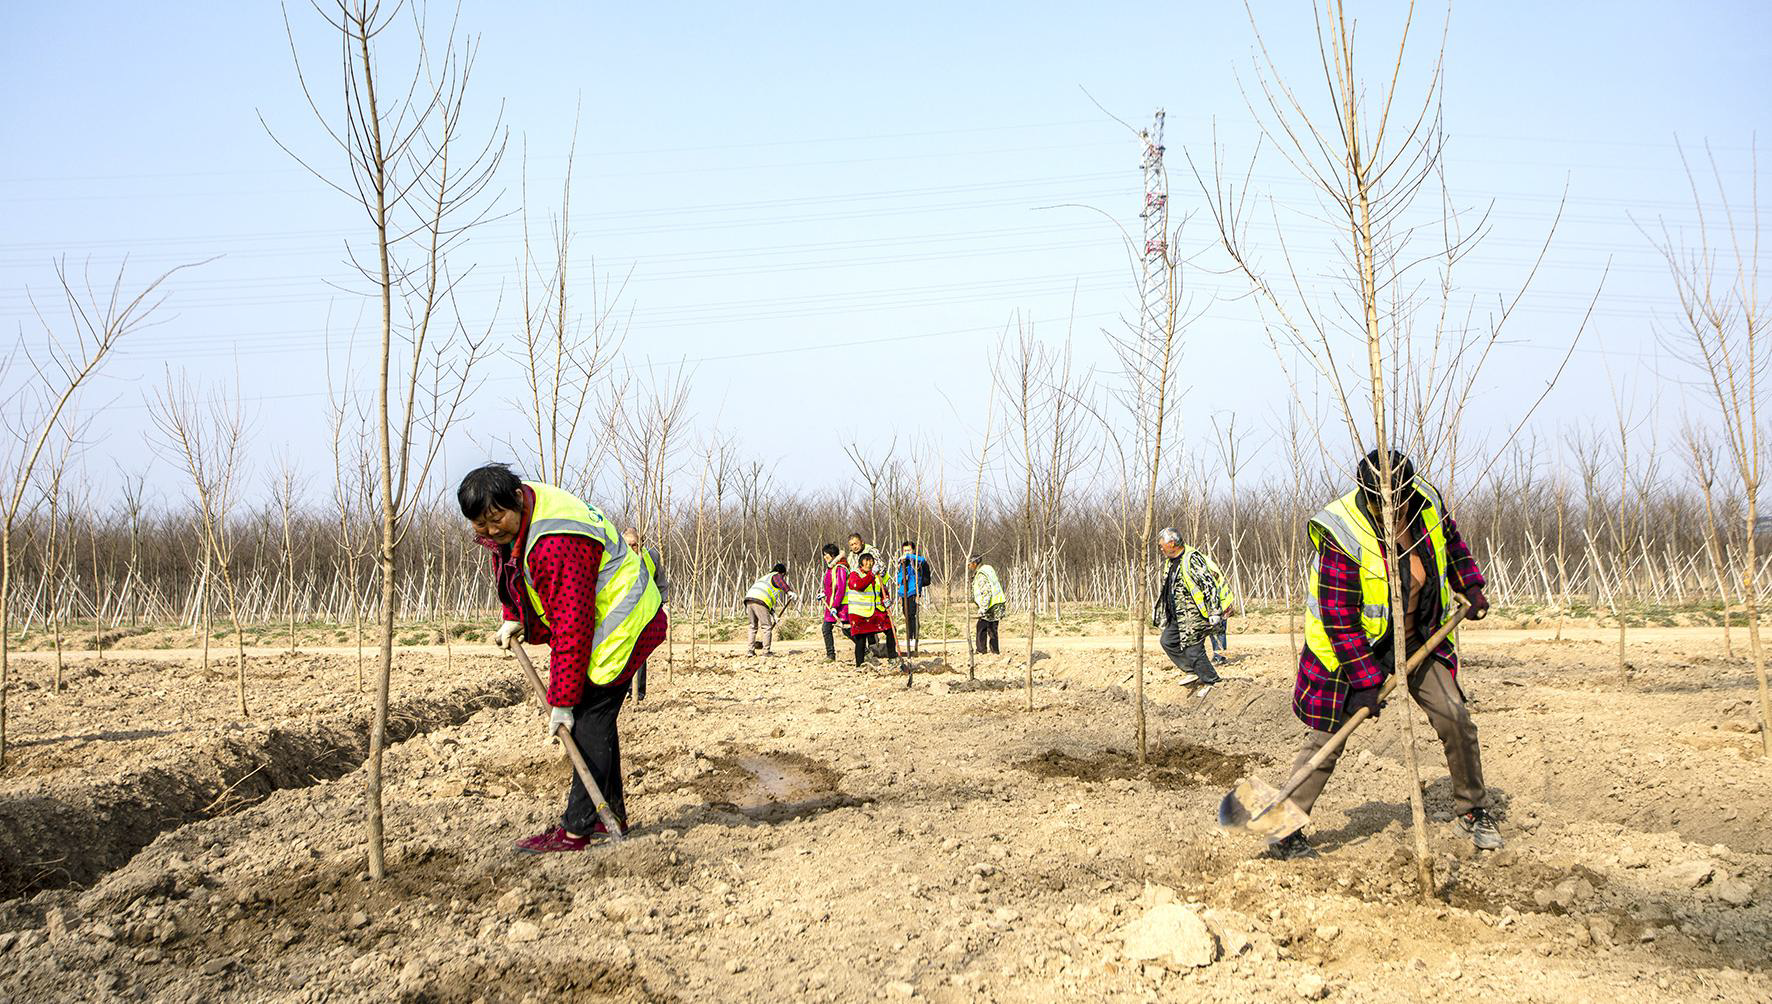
xmin=819 ymin=543 xmax=851 ymax=662
xmin=624 ymin=527 xmax=667 ymax=700
xmin=1154 ymin=528 xmax=1234 ymax=693
xmin=895 ymin=540 xmax=931 ymax=654
xmin=969 ymin=554 xmax=1006 ymax=655
xmin=846 ymin=532 xmax=882 ymax=583
xmin=845 ymin=551 xmax=899 ymax=664
xmin=1271 ymin=450 xmax=1497 ymax=861
xmin=461 ymin=463 xmax=664 ymax=853
xmin=743 ymin=562 xmax=797 ymax=657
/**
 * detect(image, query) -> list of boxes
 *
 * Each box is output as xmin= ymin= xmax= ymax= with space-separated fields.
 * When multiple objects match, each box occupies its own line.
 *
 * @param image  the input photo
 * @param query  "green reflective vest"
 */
xmin=1303 ymin=483 xmax=1453 ymax=675
xmin=520 ymin=481 xmax=662 ymax=686
xmin=1175 ymin=546 xmax=1235 ymax=616
xmin=746 ymin=572 xmax=787 ymax=612
xmin=845 ymin=574 xmax=885 ymax=618
xmin=972 ymin=564 xmax=1006 ymax=611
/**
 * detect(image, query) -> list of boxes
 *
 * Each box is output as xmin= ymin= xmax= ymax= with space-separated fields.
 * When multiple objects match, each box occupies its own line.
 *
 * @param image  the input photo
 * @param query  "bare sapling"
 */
xmin=0 ymin=256 xmax=192 ymax=766
xmin=150 ymin=370 xmax=252 ymax=716
xmin=274 ymin=0 xmax=505 ymax=877
xmin=41 ymin=435 xmax=70 ymax=691
xmin=1682 ymin=421 xmax=1735 ymax=654
xmin=272 ymin=456 xmax=305 ymax=653
xmin=1650 ymin=141 xmax=1772 ymax=757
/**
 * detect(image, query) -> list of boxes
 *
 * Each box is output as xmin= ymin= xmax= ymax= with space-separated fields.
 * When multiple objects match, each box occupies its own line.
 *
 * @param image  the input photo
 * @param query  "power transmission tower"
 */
xmin=1138 ymin=109 xmax=1169 ymax=351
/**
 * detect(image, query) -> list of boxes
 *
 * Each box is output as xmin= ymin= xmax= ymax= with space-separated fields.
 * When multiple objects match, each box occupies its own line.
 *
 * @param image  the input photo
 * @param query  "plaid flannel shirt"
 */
xmin=1293 ymin=510 xmax=1485 ymax=731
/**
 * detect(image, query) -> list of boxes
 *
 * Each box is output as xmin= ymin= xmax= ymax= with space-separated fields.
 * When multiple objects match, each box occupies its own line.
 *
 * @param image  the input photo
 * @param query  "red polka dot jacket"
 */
xmin=482 ymin=487 xmax=666 ymax=707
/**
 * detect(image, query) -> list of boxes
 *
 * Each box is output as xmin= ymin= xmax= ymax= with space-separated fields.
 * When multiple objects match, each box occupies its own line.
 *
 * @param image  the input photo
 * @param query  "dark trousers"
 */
xmin=822 ymin=620 xmax=846 ymax=661
xmin=1208 ymin=624 xmax=1228 ymax=654
xmin=975 ymin=617 xmax=999 ymax=654
xmin=853 ymin=629 xmax=898 ymax=665
xmin=563 ymin=682 xmax=628 ymax=834
xmin=1159 ymin=619 xmax=1218 ymax=683
xmin=901 ymin=594 xmax=920 ymax=650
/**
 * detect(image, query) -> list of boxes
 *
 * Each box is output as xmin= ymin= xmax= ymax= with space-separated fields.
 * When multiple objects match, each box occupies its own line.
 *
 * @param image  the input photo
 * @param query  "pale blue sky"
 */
xmin=3 ymin=2 xmax=1768 ymax=505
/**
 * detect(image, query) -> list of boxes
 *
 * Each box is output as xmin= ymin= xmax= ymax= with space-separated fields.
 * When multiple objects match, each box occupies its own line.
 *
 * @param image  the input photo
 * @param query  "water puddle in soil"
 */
xmin=699 ymin=751 xmax=866 ymax=822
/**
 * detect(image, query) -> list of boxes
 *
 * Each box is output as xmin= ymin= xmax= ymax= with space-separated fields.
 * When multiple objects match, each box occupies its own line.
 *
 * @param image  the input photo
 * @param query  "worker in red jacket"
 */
xmin=845 ymin=552 xmax=899 ymax=666
xmin=461 ymin=463 xmax=665 ymax=853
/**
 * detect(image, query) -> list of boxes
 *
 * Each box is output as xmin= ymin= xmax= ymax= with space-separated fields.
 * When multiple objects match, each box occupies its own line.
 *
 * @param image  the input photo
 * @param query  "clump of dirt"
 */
xmin=1017 ymin=743 xmax=1264 ymax=789
xmin=691 ymin=749 xmax=866 ymax=821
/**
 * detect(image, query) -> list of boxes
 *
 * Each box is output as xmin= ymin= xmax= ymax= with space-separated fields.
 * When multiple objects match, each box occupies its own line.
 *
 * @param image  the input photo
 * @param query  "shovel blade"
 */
xmin=1216 ymin=775 xmax=1310 ymax=839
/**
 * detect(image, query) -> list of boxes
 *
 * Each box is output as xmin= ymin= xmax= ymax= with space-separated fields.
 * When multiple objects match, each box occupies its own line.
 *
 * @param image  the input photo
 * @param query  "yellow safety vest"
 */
xmin=972 ymin=564 xmax=1007 ymax=611
xmin=1177 ymin=546 xmax=1235 ymax=615
xmin=520 ymin=481 xmax=662 ymax=685
xmin=745 ymin=572 xmax=787 ymax=612
xmin=845 ymin=574 xmax=885 ymax=618
xmin=1303 ymin=483 xmax=1453 ymax=674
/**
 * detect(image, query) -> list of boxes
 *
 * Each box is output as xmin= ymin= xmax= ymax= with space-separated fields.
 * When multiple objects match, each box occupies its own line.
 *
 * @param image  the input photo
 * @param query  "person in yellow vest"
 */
xmin=744 ymin=563 xmax=797 ymax=656
xmin=1271 ymin=450 xmax=1496 ymax=860
xmin=968 ymin=554 xmax=1006 ymax=655
xmin=623 ymin=528 xmax=668 ymax=699
xmin=845 ymin=552 xmax=900 ymax=664
xmin=1153 ymin=528 xmax=1234 ymax=694
xmin=460 ymin=464 xmax=665 ymax=853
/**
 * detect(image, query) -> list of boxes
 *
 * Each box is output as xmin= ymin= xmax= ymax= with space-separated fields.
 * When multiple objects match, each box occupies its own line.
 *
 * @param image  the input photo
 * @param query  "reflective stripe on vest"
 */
xmin=519 ymin=481 xmax=662 ymax=686
xmin=746 ymin=573 xmax=786 ymax=612
xmin=1179 ymin=547 xmax=1235 ymax=614
xmin=973 ymin=565 xmax=1007 ymax=609
xmin=1303 ymin=484 xmax=1453 ymax=675
xmin=845 ymin=576 xmax=884 ymax=618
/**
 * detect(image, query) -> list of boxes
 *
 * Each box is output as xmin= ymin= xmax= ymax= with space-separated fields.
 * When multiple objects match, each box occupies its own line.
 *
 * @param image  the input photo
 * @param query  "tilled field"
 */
xmin=0 ymin=626 xmax=1767 ymax=1002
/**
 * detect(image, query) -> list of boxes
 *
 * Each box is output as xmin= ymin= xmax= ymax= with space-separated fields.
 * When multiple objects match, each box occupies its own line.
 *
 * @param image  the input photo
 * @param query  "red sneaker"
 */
xmin=514 ymin=826 xmax=590 ymax=854
xmin=587 ymin=818 xmax=631 ymax=840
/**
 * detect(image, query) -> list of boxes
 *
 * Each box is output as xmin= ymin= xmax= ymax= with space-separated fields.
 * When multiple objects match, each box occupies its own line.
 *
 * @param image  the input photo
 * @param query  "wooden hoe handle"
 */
xmin=1277 ymin=598 xmax=1472 ymax=801
xmin=509 ymin=643 xmax=627 ymax=843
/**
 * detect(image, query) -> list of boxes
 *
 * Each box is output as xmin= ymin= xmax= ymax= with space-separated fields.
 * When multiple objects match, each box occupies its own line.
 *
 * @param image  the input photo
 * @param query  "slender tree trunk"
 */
xmin=1 ymin=529 xmax=11 ymax=767
xmin=1357 ymin=163 xmax=1435 ymax=902
xmin=1745 ymin=488 xmax=1772 ymax=758
xmin=359 ymin=15 xmax=396 ymax=882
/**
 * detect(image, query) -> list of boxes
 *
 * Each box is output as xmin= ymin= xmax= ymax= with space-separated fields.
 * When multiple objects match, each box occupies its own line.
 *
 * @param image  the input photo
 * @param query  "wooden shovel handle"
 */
xmin=1277 ymin=598 xmax=1471 ymax=798
xmin=509 ymin=643 xmax=626 ymax=843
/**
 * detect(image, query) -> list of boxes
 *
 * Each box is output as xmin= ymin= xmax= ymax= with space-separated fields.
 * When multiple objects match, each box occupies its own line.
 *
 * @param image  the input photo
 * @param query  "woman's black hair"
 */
xmin=772 ymin=562 xmax=787 ymax=575
xmin=457 ymin=463 xmax=524 ymax=520
xmin=821 ymin=543 xmax=841 ymax=558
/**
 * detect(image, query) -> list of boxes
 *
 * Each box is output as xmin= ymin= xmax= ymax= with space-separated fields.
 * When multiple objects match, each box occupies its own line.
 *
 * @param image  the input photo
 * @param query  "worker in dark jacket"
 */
xmin=1153 ymin=529 xmax=1233 ymax=693
xmin=1271 ymin=450 xmax=1497 ymax=860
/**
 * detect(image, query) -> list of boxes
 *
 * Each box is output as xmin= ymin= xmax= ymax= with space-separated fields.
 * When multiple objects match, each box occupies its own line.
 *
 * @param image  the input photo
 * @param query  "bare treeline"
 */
xmin=1 ymin=429 xmax=1756 ymax=641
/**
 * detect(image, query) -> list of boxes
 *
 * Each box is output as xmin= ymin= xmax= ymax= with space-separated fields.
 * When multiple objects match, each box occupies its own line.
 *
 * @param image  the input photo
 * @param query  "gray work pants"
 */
xmin=1159 ymin=616 xmax=1218 ymax=683
xmin=746 ymin=601 xmax=775 ymax=653
xmin=1288 ymin=659 xmax=1489 ymax=818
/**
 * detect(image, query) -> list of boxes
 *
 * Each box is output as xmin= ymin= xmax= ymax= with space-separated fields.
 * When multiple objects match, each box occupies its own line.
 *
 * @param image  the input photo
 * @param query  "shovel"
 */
xmin=1217 ymin=597 xmax=1470 ymax=839
xmin=509 ymin=643 xmax=627 ymax=843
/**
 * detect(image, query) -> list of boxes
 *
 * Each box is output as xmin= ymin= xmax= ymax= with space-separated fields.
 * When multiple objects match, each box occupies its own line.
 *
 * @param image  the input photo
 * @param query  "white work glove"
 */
xmin=546 ymin=706 xmax=574 ymax=743
xmin=495 ymin=620 xmax=523 ymax=650
xmin=1208 ymin=613 xmax=1224 ymax=628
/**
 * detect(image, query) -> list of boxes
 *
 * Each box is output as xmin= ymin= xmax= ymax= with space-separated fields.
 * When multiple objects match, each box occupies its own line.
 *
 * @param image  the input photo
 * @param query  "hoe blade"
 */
xmin=1216 ymin=775 xmax=1309 ymax=839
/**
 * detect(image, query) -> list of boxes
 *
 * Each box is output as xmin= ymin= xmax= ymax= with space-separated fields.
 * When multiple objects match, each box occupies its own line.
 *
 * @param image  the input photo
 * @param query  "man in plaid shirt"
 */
xmin=1273 ymin=450 xmax=1499 ymax=859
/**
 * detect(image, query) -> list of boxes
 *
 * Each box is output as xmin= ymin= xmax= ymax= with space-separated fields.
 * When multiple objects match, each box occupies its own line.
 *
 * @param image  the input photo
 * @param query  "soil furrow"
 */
xmin=0 ymin=677 xmax=527 ymax=899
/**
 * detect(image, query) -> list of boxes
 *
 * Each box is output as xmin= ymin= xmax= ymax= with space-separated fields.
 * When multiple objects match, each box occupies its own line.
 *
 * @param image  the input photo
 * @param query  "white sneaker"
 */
xmin=1176 ymin=672 xmax=1201 ymax=686
xmin=1193 ymin=684 xmax=1214 ymax=699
